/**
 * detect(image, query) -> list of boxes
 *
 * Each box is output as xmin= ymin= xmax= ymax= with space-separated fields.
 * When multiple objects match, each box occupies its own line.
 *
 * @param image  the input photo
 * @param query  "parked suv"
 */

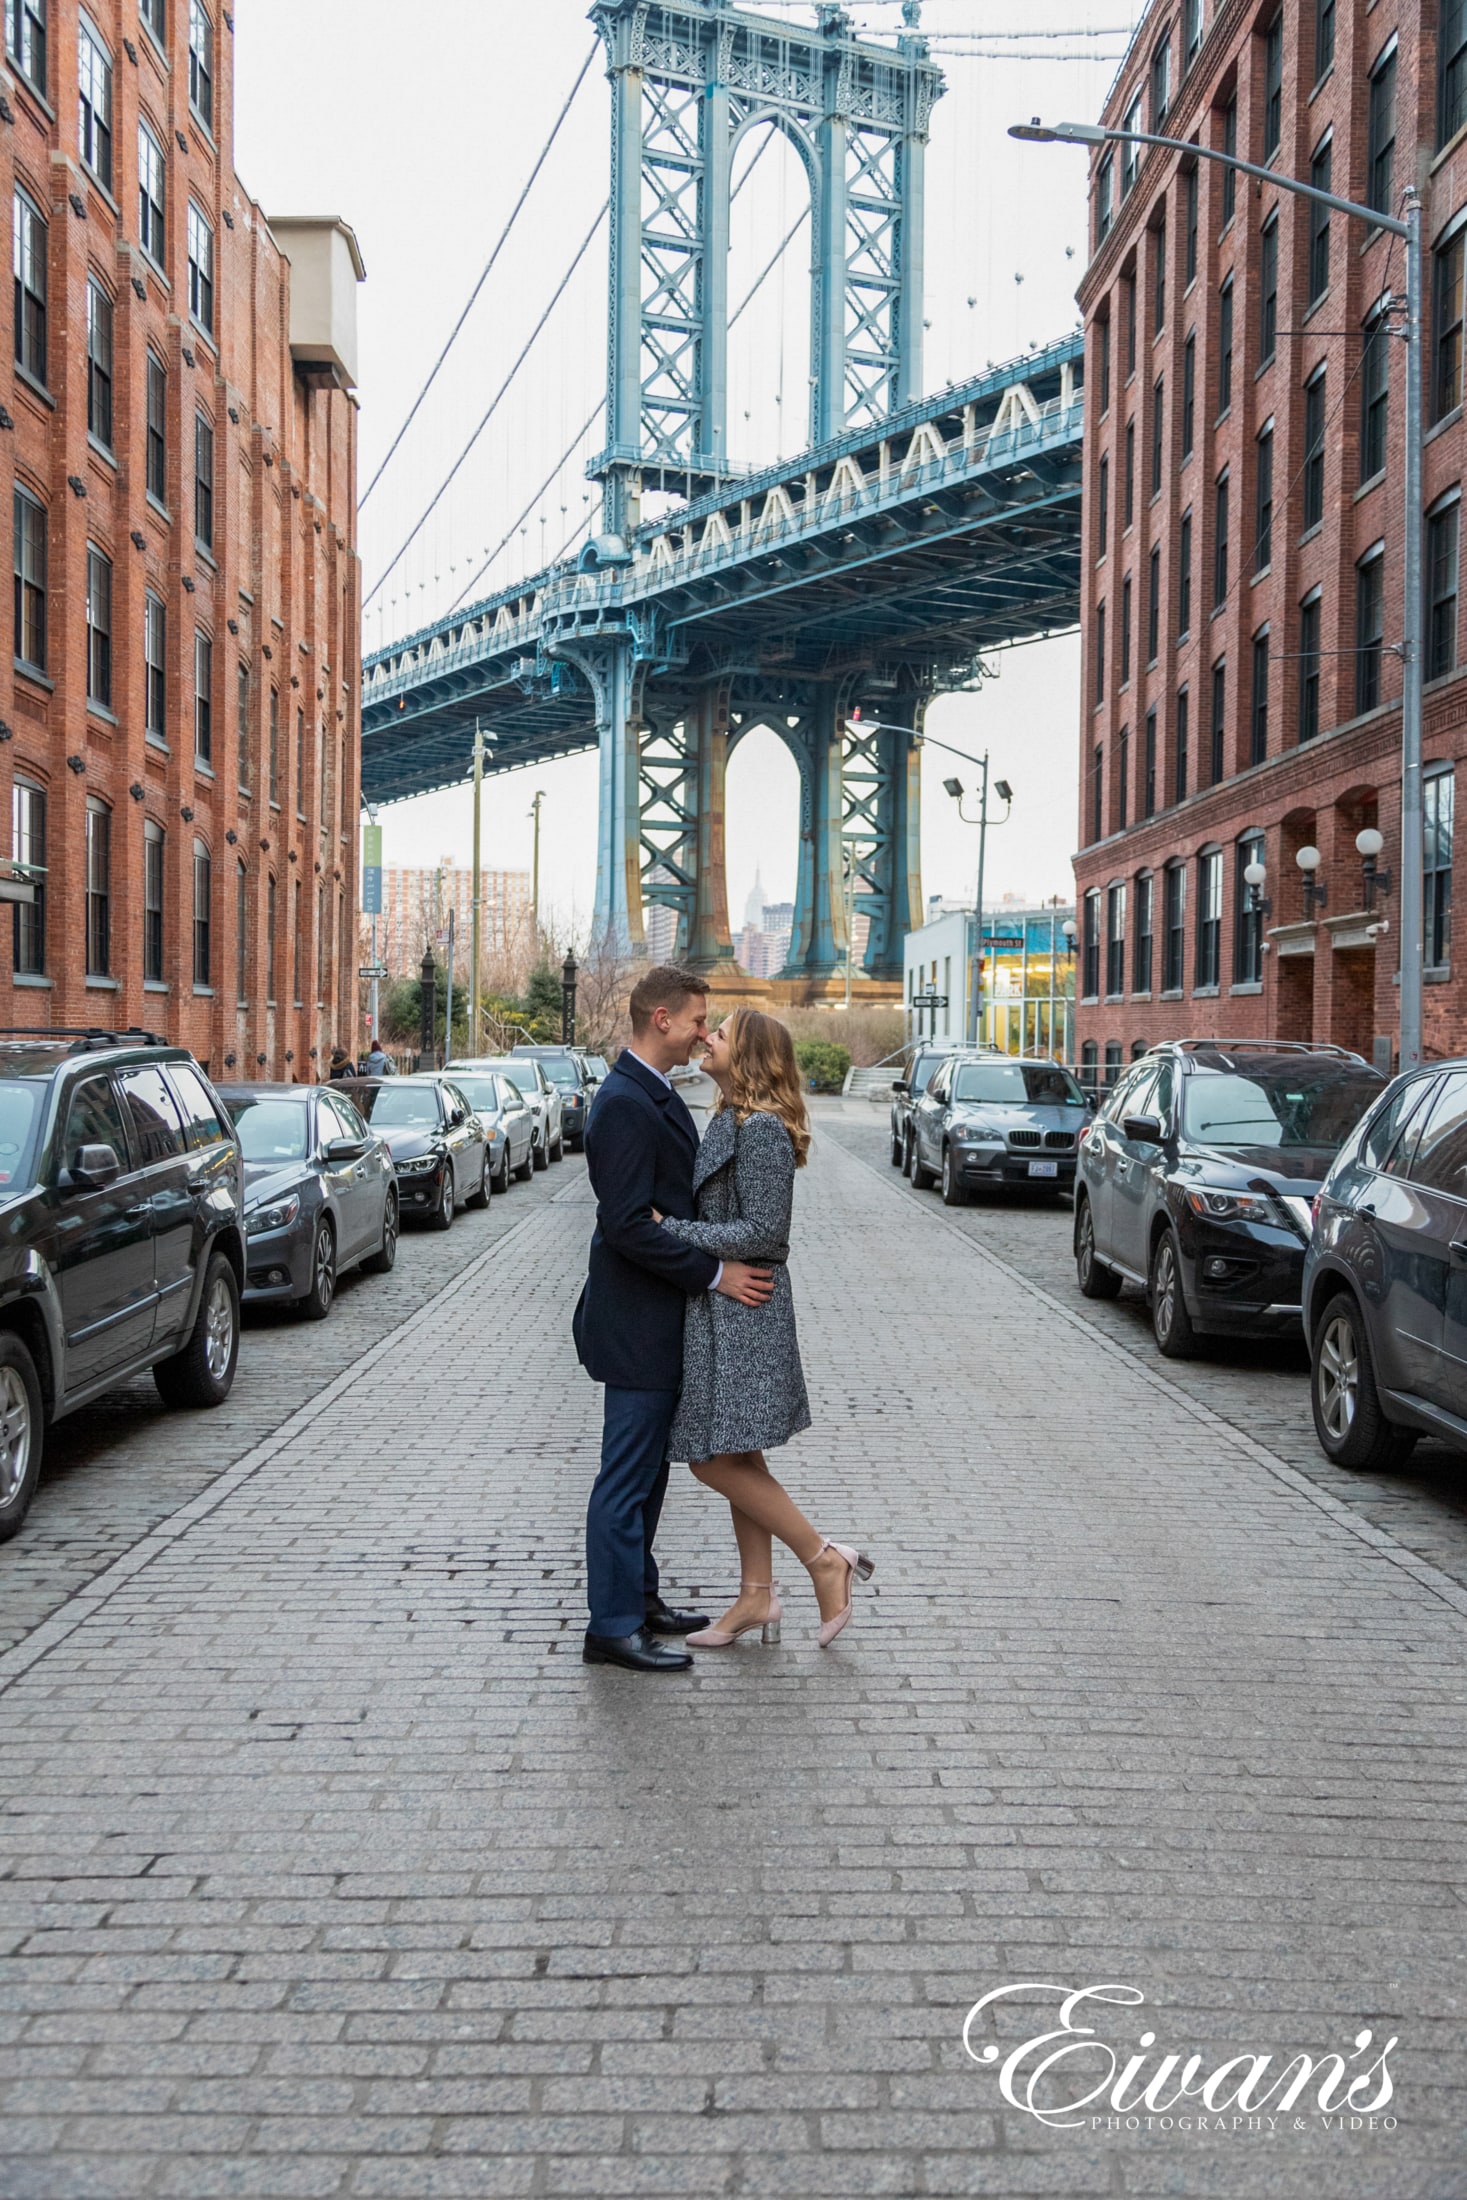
xmin=511 ymin=1044 xmax=592 ymax=1151
xmin=908 ymin=1054 xmax=1090 ymax=1202
xmin=891 ymin=1044 xmax=985 ymax=1170
xmin=1305 ymin=1058 xmax=1467 ymax=1469
xmin=0 ymin=1031 xmax=245 ymax=1543
xmin=1074 ymin=1040 xmax=1386 ymax=1359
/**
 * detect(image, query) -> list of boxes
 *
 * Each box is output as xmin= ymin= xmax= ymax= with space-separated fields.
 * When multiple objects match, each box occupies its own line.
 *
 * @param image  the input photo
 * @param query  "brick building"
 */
xmin=1074 ymin=0 xmax=1467 ymax=1082
xmin=2 ymin=0 xmax=362 ymax=1076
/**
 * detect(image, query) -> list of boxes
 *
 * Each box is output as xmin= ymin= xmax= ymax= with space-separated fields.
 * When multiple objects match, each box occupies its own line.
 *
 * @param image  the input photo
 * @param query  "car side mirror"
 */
xmin=323 ymin=1136 xmax=367 ymax=1163
xmin=893 ymin=1079 xmax=909 ymax=1094
xmin=62 ymin=1142 xmax=122 ymax=1191
xmin=1085 ymin=1093 xmax=1098 ymax=1112
xmin=1123 ymin=1113 xmax=1164 ymax=1143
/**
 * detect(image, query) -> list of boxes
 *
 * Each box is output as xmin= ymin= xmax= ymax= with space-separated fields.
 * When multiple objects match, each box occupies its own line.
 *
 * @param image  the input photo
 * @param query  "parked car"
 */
xmin=511 ymin=1044 xmax=593 ymax=1151
xmin=579 ymin=1052 xmax=610 ymax=1086
xmin=218 ymin=1084 xmax=397 ymax=1319
xmin=343 ymin=1077 xmax=489 ymax=1228
xmin=1075 ymin=1040 xmax=1387 ymax=1359
xmin=890 ymin=1044 xmax=978 ymax=1169
xmin=0 ymin=1030 xmax=246 ymax=1543
xmin=452 ymin=1057 xmax=562 ymax=1168
xmin=1304 ymin=1057 xmax=1467 ymax=1469
xmin=428 ymin=1067 xmax=534 ymax=1191
xmin=908 ymin=1054 xmax=1091 ymax=1203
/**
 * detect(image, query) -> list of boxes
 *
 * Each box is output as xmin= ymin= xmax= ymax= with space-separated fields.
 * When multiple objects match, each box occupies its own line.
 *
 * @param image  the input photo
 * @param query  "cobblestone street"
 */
xmin=1 ymin=1117 xmax=1464 ymax=2198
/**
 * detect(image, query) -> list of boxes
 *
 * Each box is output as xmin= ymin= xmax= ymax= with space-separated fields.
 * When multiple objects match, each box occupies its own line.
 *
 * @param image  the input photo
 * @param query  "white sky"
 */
xmin=234 ymin=0 xmax=1134 ymax=936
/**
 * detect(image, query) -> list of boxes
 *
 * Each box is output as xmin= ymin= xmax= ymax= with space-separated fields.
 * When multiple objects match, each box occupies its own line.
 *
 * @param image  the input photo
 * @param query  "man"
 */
xmin=574 ymin=965 xmax=774 ymax=1673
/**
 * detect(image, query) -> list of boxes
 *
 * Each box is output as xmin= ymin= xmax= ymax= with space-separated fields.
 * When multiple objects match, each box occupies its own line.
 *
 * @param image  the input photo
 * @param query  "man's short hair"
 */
xmin=628 ymin=963 xmax=709 ymax=1033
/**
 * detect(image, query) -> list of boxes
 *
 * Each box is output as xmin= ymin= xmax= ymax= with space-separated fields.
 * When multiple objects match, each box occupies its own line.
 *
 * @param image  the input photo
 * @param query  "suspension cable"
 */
xmin=448 ymin=401 xmax=606 ymax=616
xmin=360 ymin=39 xmax=599 ymax=511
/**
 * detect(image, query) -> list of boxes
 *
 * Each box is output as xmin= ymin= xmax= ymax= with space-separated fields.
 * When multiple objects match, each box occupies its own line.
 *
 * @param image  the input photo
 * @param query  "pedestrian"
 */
xmin=328 ymin=1046 xmax=356 ymax=1080
xmin=573 ymin=965 xmax=775 ymax=1674
xmin=362 ymin=1040 xmax=393 ymax=1077
xmin=659 ymin=1008 xmax=874 ymax=1649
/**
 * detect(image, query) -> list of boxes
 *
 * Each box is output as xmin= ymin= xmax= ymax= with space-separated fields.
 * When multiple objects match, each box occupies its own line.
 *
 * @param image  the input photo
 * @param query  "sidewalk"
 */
xmin=0 ymin=1133 xmax=1463 ymax=2198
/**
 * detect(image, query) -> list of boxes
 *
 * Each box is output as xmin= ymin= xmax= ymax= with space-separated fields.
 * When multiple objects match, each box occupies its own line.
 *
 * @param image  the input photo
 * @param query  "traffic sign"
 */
xmin=359 ymin=964 xmax=387 ymax=980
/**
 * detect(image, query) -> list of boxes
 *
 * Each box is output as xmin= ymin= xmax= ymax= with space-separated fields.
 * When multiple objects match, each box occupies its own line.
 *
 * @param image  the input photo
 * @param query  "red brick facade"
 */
xmin=2 ymin=0 xmax=360 ymax=1077
xmin=1075 ymin=0 xmax=1467 ymax=1077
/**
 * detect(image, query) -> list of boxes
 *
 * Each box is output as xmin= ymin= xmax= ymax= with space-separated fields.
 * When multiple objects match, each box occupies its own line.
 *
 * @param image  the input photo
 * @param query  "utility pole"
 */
xmin=470 ymin=722 xmax=484 ymax=1057
xmin=443 ymin=909 xmax=456 ymax=1063
xmin=529 ymin=789 xmax=546 ymax=939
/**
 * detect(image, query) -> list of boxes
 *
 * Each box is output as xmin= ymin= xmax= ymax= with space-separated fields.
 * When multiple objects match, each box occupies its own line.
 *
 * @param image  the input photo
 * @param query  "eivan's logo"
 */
xmin=962 ymin=1982 xmax=1399 ymax=2133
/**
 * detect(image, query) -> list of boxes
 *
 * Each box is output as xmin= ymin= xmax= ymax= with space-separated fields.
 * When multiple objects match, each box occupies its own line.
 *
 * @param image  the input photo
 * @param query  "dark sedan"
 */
xmin=220 ymin=1085 xmax=398 ymax=1319
xmin=344 ymin=1077 xmax=489 ymax=1228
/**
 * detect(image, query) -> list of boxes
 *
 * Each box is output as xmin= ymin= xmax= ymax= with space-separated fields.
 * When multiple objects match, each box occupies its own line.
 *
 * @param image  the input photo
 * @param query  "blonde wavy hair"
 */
xmin=716 ymin=1008 xmax=811 ymax=1167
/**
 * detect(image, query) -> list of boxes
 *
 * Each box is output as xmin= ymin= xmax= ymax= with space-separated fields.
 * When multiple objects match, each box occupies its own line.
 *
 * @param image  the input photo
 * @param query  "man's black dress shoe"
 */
xmin=583 ymin=1625 xmax=693 ymax=1672
xmin=644 ymin=1598 xmax=707 ymax=1636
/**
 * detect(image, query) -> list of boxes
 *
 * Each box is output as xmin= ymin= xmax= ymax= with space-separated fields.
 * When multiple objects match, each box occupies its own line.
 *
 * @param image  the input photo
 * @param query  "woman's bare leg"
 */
xmin=691 ymin=1451 xmax=855 ymax=1626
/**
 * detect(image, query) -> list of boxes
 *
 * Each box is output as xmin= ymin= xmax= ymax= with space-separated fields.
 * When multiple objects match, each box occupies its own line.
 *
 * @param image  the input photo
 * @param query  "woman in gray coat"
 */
xmin=657 ymin=1009 xmax=874 ymax=1648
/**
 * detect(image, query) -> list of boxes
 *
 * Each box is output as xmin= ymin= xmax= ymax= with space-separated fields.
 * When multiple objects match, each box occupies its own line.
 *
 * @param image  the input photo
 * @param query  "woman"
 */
xmin=658 ymin=1008 xmax=874 ymax=1648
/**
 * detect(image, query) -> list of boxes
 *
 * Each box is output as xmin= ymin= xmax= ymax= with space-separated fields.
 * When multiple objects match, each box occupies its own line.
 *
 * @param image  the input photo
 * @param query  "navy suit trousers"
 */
xmin=586 ymin=1386 xmax=679 ymax=1638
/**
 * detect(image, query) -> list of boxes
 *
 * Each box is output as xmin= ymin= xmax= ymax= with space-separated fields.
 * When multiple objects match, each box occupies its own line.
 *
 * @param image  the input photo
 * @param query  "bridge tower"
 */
xmin=583 ymin=0 xmax=942 ymax=976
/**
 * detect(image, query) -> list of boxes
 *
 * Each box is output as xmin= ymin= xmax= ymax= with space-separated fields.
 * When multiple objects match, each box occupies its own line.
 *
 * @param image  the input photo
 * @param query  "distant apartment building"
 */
xmin=376 ymin=861 xmax=533 ymax=975
xmin=735 ymin=873 xmax=795 ymax=977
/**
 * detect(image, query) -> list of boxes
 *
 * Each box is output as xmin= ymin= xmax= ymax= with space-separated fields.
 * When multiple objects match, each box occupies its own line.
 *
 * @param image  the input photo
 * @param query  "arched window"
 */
xmin=144 ymin=820 xmax=165 ymax=984
xmin=236 ymin=860 xmax=248 ymax=1000
xmin=266 ymin=874 xmax=277 ymax=1003
xmin=193 ymin=840 xmax=211 ymax=987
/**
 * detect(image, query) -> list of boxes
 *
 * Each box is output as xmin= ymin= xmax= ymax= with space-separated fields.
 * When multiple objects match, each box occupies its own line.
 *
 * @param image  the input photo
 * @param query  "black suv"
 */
xmin=0 ymin=1031 xmax=245 ymax=1542
xmin=890 ymin=1045 xmax=985 ymax=1170
xmin=1073 ymin=1040 xmax=1387 ymax=1358
xmin=511 ymin=1045 xmax=593 ymax=1152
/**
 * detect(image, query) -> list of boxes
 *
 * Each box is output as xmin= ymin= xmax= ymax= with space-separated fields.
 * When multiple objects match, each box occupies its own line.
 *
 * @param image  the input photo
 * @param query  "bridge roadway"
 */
xmin=361 ymin=338 xmax=1083 ymax=983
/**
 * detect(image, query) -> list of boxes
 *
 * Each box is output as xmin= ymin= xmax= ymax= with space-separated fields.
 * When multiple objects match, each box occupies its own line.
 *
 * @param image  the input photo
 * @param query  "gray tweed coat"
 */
xmin=662 ymin=1108 xmax=812 ymax=1464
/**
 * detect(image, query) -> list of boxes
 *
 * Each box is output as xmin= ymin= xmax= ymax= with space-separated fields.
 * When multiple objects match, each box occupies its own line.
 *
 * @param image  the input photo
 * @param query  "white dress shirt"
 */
xmin=624 ymin=1050 xmax=721 ymax=1291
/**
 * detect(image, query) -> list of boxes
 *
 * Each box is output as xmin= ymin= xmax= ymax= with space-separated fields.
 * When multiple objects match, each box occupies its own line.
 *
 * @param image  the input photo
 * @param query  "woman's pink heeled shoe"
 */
xmin=814 ymin=1541 xmax=875 ymax=1647
xmin=688 ymin=1581 xmax=782 ymax=1648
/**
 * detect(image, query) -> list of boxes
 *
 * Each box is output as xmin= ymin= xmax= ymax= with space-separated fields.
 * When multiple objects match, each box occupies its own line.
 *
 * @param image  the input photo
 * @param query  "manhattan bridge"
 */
xmin=361 ymin=0 xmax=1085 ymax=992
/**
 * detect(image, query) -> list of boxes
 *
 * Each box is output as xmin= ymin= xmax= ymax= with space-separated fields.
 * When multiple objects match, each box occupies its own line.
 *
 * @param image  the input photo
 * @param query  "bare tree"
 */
xmin=574 ymin=926 xmax=635 ymax=1056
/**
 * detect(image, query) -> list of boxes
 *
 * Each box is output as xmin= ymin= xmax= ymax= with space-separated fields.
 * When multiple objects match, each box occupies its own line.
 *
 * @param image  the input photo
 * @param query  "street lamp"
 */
xmin=1012 ymin=115 xmax=1424 ymax=1073
xmin=561 ymin=949 xmax=579 ymax=1044
xmin=419 ymin=945 xmax=438 ymax=1069
xmin=1243 ymin=858 xmax=1272 ymax=919
xmin=1296 ymin=844 xmax=1328 ymax=919
xmin=945 ymin=763 xmax=1014 ymax=1044
xmin=1357 ymin=825 xmax=1393 ymax=911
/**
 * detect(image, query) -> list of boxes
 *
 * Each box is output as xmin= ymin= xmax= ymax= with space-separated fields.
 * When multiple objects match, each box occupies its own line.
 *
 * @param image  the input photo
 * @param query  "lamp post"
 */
xmin=943 ymin=763 xmax=1014 ymax=1045
xmin=1011 ymin=116 xmax=1424 ymax=1074
xmin=561 ymin=949 xmax=579 ymax=1044
xmin=529 ymin=790 xmax=547 ymax=939
xmin=419 ymin=945 xmax=438 ymax=1070
xmin=1061 ymin=916 xmax=1077 ymax=1062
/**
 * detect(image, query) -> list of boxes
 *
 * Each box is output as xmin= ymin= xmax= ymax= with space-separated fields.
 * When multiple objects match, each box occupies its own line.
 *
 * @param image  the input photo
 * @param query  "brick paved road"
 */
xmin=1 ymin=1125 xmax=1464 ymax=2198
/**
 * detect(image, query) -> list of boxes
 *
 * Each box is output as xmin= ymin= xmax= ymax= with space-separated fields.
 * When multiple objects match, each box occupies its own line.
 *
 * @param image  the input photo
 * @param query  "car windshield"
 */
xmin=361 ymin=1085 xmax=442 ymax=1129
xmin=537 ymin=1059 xmax=579 ymax=1088
xmin=0 ymin=1080 xmax=45 ymax=1194
xmin=449 ymin=1076 xmax=503 ymax=1112
xmin=953 ymin=1062 xmax=1084 ymax=1106
xmin=910 ymin=1054 xmax=946 ymax=1094
xmin=1182 ymin=1063 xmax=1386 ymax=1149
xmin=473 ymin=1060 xmax=534 ymax=1092
xmin=225 ymin=1095 xmax=310 ymax=1162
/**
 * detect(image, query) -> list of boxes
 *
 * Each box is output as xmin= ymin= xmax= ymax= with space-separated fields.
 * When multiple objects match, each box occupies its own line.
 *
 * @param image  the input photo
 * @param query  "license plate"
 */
xmin=1028 ymin=1160 xmax=1059 ymax=1178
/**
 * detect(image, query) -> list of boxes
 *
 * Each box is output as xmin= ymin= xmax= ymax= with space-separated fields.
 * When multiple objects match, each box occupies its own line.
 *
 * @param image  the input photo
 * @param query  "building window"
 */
xmin=1121 ymin=94 xmax=1142 ymax=196
xmin=1097 ymin=453 xmax=1109 ymax=555
xmin=1185 ymin=163 xmax=1198 ymax=282
xmin=1210 ymin=660 xmax=1226 ymax=784
xmin=1308 ymin=142 xmax=1331 ymax=303
xmin=1361 ymin=303 xmax=1390 ymax=481
xmin=143 ymin=819 xmax=164 ymax=984
xmin=1106 ymin=883 xmax=1127 ymax=996
xmin=238 ymin=662 xmax=251 ymax=790
xmin=12 ymin=487 xmax=46 ymax=673
xmin=195 ymin=629 xmax=212 ymax=762
xmin=145 ymin=593 xmax=166 ymax=741
xmin=1299 ymin=590 xmax=1322 ymax=742
xmin=1097 ymin=315 xmax=1111 ymax=414
xmin=86 ymin=280 xmax=113 ymax=450
xmin=295 ymin=709 xmax=306 ymax=813
xmin=1217 ymin=278 xmax=1233 ymax=413
xmin=1081 ymin=1039 xmax=1098 ymax=1091
xmin=1221 ymin=96 xmax=1237 ymax=225
xmin=1213 ymin=470 xmax=1228 ymax=608
xmin=1262 ymin=13 xmax=1283 ymax=161
xmin=85 ymin=546 xmax=111 ymax=710
xmin=1147 ymin=545 xmax=1160 ymax=664
xmin=293 ymin=879 xmax=303 ymax=1003
xmin=1118 ymin=725 xmax=1130 ymax=829
xmin=1428 ymin=496 xmax=1460 ymax=679
xmin=1125 ymin=268 xmax=1137 ymax=376
xmin=236 ymin=860 xmax=248 ymax=998
xmin=1083 ymin=889 xmax=1101 ymax=997
xmin=1091 ymin=744 xmax=1104 ymax=844
xmin=1153 ymin=217 xmax=1166 ymax=334
xmin=140 ymin=0 xmax=164 ymax=41
xmin=266 ymin=873 xmax=277 ymax=1001
xmin=5 ymin=0 xmax=45 ymax=91
xmin=1143 ymin=709 xmax=1157 ymax=818
xmin=1435 ymin=224 xmax=1465 ymax=422
xmin=1178 ymin=508 xmax=1192 ymax=636
xmin=1303 ymin=368 xmax=1326 ymax=530
xmin=78 ymin=16 xmax=113 ymax=189
xmin=1184 ymin=0 xmax=1203 ymax=67
xmin=12 ymin=779 xmax=45 ymax=977
xmin=138 ymin=121 xmax=166 ymax=264
xmin=1196 ymin=847 xmax=1222 ymax=988
xmin=1121 ymin=574 xmax=1132 ymax=685
xmin=85 ymin=798 xmax=110 ymax=978
xmin=1368 ymin=45 xmax=1396 ymax=217
xmin=1176 ymin=686 xmax=1190 ymax=803
xmin=269 ymin=688 xmax=280 ymax=801
xmin=194 ymin=412 xmax=214 ymax=549
xmin=1425 ymin=769 xmax=1455 ymax=968
xmin=1235 ymin=832 xmax=1265 ymax=984
xmin=187 ymin=201 xmax=214 ymax=334
xmin=1316 ymin=0 xmax=1335 ymax=81
xmin=1254 ymin=422 xmax=1273 ymax=571
xmin=1250 ymin=627 xmax=1269 ymax=764
xmin=1443 ymin=0 xmax=1467 ymax=147
xmin=1124 ymin=417 xmax=1135 ymax=526
xmin=193 ymin=840 xmax=211 ymax=986
xmin=12 ymin=187 xmax=47 ymax=384
xmin=1163 ymin=861 xmax=1187 ymax=990
xmin=316 ymin=883 xmax=327 ymax=999
xmin=1134 ymin=871 xmax=1154 ymax=992
xmin=1104 ymin=1041 xmax=1123 ymax=1089
xmin=1151 ymin=36 xmax=1170 ymax=128
xmin=1356 ymin=546 xmax=1385 ymax=713
xmin=146 ymin=353 xmax=167 ymax=504
xmin=1182 ymin=331 xmax=1195 ymax=455
xmin=1151 ymin=377 xmax=1164 ymax=495
xmin=1096 ymin=599 xmax=1107 ymax=703
xmin=188 ymin=0 xmax=213 ymax=130
xmin=1096 ymin=154 xmax=1114 ymax=247
xmin=1259 ymin=215 xmax=1278 ymax=364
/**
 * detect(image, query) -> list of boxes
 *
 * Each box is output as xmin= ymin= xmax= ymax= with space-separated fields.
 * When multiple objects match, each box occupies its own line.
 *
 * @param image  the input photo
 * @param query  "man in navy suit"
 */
xmin=574 ymin=965 xmax=774 ymax=1672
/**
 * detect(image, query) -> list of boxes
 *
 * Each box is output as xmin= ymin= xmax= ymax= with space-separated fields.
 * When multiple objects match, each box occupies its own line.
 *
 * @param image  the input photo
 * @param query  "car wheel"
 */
xmin=298 ymin=1218 xmax=337 ymax=1320
xmin=909 ymin=1131 xmax=936 ymax=1190
xmin=466 ymin=1151 xmax=491 ymax=1210
xmin=429 ymin=1169 xmax=455 ymax=1231
xmin=492 ymin=1142 xmax=512 ymax=1194
xmin=0 ymin=1333 xmax=44 ymax=1545
xmin=940 ymin=1145 xmax=968 ymax=1206
xmin=1149 ymin=1229 xmax=1198 ymax=1358
xmin=549 ymin=1131 xmax=564 ymax=1164
xmin=1311 ymin=1292 xmax=1417 ymax=1470
xmin=514 ymin=1143 xmax=534 ymax=1182
xmin=890 ymin=1126 xmax=904 ymax=1167
xmin=1075 ymin=1196 xmax=1123 ymax=1300
xmin=154 ymin=1253 xmax=239 ymax=1409
xmin=362 ymin=1188 xmax=399 ymax=1274
xmin=533 ymin=1131 xmax=550 ymax=1172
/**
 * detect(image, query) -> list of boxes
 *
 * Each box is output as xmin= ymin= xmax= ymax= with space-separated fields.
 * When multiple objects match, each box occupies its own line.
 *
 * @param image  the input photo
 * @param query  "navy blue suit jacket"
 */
xmin=573 ymin=1052 xmax=720 ymax=1391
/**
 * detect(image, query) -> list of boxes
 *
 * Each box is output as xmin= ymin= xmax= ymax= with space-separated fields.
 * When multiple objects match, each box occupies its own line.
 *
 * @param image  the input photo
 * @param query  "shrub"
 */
xmin=793 ymin=1039 xmax=851 ymax=1093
